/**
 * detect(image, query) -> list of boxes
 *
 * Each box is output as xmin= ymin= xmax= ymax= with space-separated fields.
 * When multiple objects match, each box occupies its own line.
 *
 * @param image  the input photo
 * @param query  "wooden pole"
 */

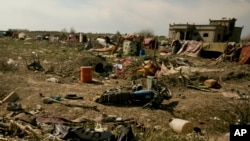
xmin=153 ymin=36 xmax=160 ymax=69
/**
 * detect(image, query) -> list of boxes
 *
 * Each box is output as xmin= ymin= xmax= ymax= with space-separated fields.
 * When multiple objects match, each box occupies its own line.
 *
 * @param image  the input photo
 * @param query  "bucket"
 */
xmin=147 ymin=76 xmax=156 ymax=90
xmin=139 ymin=49 xmax=145 ymax=57
xmin=80 ymin=66 xmax=93 ymax=82
xmin=169 ymin=118 xmax=194 ymax=134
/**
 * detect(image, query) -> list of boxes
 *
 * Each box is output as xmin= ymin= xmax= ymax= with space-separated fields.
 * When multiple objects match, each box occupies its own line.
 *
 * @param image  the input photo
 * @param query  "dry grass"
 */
xmin=0 ymin=37 xmax=249 ymax=140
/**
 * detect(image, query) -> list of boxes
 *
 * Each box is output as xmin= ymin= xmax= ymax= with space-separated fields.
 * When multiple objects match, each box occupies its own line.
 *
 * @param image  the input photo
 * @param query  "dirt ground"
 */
xmin=0 ymin=38 xmax=250 ymax=140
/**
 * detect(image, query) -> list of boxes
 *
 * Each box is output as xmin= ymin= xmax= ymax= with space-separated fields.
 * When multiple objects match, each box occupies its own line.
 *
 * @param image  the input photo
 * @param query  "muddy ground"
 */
xmin=0 ymin=38 xmax=250 ymax=140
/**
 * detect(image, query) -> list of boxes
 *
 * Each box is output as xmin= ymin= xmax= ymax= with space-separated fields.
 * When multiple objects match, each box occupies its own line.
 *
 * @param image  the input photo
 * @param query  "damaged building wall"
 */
xmin=228 ymin=27 xmax=243 ymax=42
xmin=168 ymin=17 xmax=243 ymax=43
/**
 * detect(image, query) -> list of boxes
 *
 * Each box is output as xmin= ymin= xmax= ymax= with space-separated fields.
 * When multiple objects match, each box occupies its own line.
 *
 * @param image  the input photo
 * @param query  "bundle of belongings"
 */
xmin=95 ymin=82 xmax=172 ymax=109
xmin=89 ymin=35 xmax=123 ymax=54
xmin=239 ymin=44 xmax=250 ymax=64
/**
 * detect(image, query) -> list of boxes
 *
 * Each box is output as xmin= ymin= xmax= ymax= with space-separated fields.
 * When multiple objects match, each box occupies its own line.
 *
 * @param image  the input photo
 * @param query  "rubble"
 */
xmin=0 ymin=33 xmax=249 ymax=140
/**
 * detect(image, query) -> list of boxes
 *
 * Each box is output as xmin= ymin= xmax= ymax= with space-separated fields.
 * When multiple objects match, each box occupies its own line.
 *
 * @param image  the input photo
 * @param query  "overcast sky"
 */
xmin=1 ymin=0 xmax=250 ymax=38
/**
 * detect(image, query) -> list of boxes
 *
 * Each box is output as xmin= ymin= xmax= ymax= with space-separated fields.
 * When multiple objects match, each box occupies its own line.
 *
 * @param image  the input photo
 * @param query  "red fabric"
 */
xmin=144 ymin=38 xmax=153 ymax=44
xmin=143 ymin=38 xmax=157 ymax=49
xmin=239 ymin=45 xmax=250 ymax=64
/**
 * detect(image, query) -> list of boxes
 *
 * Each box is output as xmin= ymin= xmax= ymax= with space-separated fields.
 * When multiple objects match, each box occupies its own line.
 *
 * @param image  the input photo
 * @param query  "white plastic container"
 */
xmin=79 ymin=33 xmax=83 ymax=42
xmin=147 ymin=76 xmax=156 ymax=90
xmin=169 ymin=118 xmax=194 ymax=134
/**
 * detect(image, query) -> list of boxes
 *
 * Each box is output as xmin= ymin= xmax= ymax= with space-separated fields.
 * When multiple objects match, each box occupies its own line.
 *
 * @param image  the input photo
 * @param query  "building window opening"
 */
xmin=203 ymin=33 xmax=209 ymax=37
xmin=217 ymin=34 xmax=221 ymax=41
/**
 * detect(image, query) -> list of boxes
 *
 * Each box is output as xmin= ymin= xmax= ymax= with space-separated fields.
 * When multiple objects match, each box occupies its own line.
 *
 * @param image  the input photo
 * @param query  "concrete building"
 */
xmin=168 ymin=17 xmax=243 ymax=43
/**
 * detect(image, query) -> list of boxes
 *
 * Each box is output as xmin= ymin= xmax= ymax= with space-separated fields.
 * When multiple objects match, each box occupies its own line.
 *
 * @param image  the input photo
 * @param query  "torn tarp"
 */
xmin=239 ymin=45 xmax=250 ymax=64
xmin=177 ymin=40 xmax=202 ymax=57
xmin=52 ymin=124 xmax=138 ymax=141
xmin=53 ymin=124 xmax=115 ymax=140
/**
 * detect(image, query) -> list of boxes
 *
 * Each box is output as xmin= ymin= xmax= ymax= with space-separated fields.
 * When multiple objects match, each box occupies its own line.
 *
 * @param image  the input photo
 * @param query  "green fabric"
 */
xmin=201 ymin=43 xmax=227 ymax=53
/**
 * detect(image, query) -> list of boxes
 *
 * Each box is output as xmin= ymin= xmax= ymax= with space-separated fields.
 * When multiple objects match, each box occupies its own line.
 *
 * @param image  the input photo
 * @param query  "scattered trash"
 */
xmin=175 ymin=58 xmax=194 ymax=66
xmin=9 ymin=119 xmax=40 ymax=139
xmin=194 ymin=127 xmax=202 ymax=134
xmin=6 ymin=102 xmax=23 ymax=111
xmin=1 ymin=91 xmax=19 ymax=103
xmin=123 ymin=40 xmax=138 ymax=56
xmin=115 ymin=126 xmax=137 ymax=141
xmin=135 ymin=61 xmax=158 ymax=77
xmin=40 ymin=93 xmax=98 ymax=111
xmin=45 ymin=77 xmax=60 ymax=83
xmin=14 ymin=112 xmax=37 ymax=126
xmin=50 ymin=95 xmax=62 ymax=101
xmin=187 ymin=84 xmax=214 ymax=92
xmin=42 ymin=97 xmax=55 ymax=104
xmin=146 ymin=76 xmax=156 ymax=90
xmin=95 ymin=122 xmax=108 ymax=132
xmin=179 ymin=94 xmax=186 ymax=99
xmin=62 ymin=125 xmax=115 ymax=141
xmin=131 ymin=82 xmax=143 ymax=91
xmin=113 ymin=63 xmax=125 ymax=78
xmin=139 ymin=49 xmax=145 ymax=57
xmin=23 ymin=52 xmax=44 ymax=71
xmin=204 ymin=79 xmax=219 ymax=88
xmin=64 ymin=94 xmax=83 ymax=100
xmin=109 ymin=73 xmax=118 ymax=79
xmin=1 ymin=34 xmax=249 ymax=140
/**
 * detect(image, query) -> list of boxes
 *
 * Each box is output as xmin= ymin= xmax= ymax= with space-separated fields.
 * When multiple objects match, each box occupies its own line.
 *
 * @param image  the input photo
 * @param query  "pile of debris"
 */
xmin=0 ymin=91 xmax=141 ymax=140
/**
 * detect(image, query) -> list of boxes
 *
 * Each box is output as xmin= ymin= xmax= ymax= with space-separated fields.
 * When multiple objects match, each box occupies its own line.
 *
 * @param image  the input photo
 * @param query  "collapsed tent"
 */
xmin=201 ymin=42 xmax=228 ymax=53
xmin=177 ymin=40 xmax=202 ymax=57
xmin=177 ymin=40 xmax=228 ymax=58
xmin=201 ymin=42 xmax=228 ymax=58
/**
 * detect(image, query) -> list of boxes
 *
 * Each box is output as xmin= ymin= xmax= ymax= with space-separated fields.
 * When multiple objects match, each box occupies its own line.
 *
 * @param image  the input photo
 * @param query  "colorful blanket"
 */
xmin=239 ymin=45 xmax=250 ymax=64
xmin=177 ymin=40 xmax=202 ymax=57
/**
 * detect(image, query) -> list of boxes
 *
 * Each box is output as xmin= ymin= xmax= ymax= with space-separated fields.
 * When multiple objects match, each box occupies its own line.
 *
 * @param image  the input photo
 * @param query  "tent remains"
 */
xmin=18 ymin=32 xmax=27 ymax=40
xmin=201 ymin=42 xmax=228 ymax=54
xmin=239 ymin=44 xmax=250 ymax=64
xmin=177 ymin=40 xmax=202 ymax=57
xmin=143 ymin=38 xmax=158 ymax=49
xmin=176 ymin=40 xmax=245 ymax=61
